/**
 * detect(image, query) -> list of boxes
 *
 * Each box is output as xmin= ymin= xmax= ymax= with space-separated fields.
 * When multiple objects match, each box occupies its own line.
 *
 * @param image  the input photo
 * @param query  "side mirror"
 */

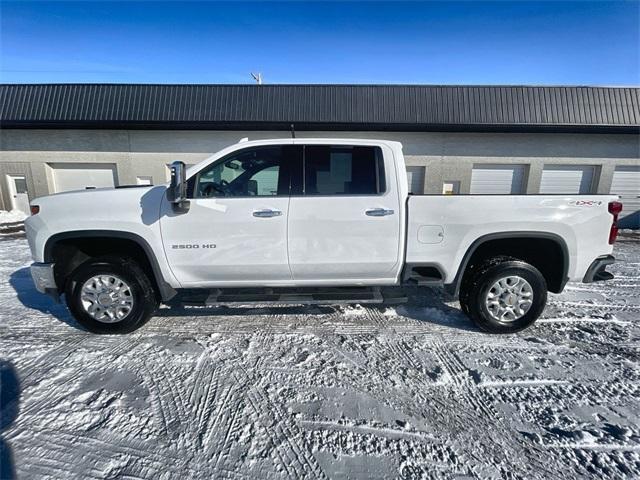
xmin=167 ymin=161 xmax=190 ymax=211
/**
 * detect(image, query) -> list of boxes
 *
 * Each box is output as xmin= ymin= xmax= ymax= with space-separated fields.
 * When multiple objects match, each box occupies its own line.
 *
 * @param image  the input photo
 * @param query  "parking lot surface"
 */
xmin=1 ymin=234 xmax=639 ymax=479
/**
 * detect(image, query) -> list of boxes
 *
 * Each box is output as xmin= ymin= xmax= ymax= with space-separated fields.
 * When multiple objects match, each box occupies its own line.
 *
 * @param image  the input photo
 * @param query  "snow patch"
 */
xmin=0 ymin=209 xmax=27 ymax=223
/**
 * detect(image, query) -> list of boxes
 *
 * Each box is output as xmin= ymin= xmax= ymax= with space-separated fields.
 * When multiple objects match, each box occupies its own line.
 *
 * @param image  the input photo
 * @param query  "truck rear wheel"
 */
xmin=459 ymin=256 xmax=547 ymax=333
xmin=65 ymin=256 xmax=159 ymax=334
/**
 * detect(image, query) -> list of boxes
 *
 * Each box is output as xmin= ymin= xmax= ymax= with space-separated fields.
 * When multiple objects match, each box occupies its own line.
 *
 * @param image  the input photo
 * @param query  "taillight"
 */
xmin=608 ymin=201 xmax=623 ymax=245
xmin=30 ymin=205 xmax=40 ymax=215
xmin=608 ymin=201 xmax=623 ymax=216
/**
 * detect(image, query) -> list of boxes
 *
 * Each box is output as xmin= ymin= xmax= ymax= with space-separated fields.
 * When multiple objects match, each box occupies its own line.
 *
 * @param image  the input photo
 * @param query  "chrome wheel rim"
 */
xmin=485 ymin=275 xmax=533 ymax=323
xmin=80 ymin=275 xmax=134 ymax=323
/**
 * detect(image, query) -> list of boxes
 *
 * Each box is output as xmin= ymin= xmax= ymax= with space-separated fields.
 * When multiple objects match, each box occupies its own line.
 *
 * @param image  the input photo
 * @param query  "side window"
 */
xmin=303 ymin=146 xmax=385 ymax=195
xmin=249 ymin=165 xmax=279 ymax=196
xmin=194 ymin=146 xmax=286 ymax=198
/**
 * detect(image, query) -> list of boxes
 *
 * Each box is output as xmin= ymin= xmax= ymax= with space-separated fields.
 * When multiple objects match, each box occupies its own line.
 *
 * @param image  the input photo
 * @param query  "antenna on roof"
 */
xmin=290 ymin=123 xmax=295 ymax=139
xmin=251 ymin=72 xmax=262 ymax=85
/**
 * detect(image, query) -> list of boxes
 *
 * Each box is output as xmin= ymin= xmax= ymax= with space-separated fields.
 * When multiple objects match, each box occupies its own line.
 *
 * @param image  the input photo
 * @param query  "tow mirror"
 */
xmin=167 ymin=161 xmax=190 ymax=212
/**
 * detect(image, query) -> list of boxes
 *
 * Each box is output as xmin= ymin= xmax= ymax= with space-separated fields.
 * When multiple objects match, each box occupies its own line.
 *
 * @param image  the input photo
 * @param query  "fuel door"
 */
xmin=417 ymin=225 xmax=444 ymax=244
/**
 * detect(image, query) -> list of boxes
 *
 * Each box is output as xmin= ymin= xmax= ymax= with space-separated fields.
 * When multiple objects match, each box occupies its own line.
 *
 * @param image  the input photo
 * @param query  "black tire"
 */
xmin=65 ymin=256 xmax=159 ymax=334
xmin=459 ymin=296 xmax=471 ymax=315
xmin=459 ymin=256 xmax=547 ymax=334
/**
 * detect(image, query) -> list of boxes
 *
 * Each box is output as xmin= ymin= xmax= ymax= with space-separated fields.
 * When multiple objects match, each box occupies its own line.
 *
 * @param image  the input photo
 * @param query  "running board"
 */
xmin=173 ymin=287 xmax=407 ymax=307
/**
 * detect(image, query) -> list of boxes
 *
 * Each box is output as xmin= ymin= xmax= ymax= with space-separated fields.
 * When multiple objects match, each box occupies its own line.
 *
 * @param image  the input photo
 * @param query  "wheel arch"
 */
xmin=445 ymin=231 xmax=570 ymax=298
xmin=44 ymin=230 xmax=177 ymax=301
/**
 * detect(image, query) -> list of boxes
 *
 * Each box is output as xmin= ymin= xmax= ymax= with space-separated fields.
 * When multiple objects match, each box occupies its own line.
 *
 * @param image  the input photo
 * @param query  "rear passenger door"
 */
xmin=287 ymin=144 xmax=401 ymax=282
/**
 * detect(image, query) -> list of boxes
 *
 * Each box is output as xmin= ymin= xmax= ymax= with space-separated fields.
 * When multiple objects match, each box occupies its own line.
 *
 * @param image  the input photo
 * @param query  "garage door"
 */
xmin=49 ymin=163 xmax=117 ymax=193
xmin=470 ymin=165 xmax=526 ymax=194
xmin=406 ymin=166 xmax=425 ymax=194
xmin=539 ymin=165 xmax=595 ymax=194
xmin=610 ymin=166 xmax=640 ymax=219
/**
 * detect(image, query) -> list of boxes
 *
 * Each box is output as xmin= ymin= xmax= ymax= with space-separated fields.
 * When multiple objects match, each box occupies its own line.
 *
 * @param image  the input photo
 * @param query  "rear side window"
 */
xmin=303 ymin=146 xmax=385 ymax=195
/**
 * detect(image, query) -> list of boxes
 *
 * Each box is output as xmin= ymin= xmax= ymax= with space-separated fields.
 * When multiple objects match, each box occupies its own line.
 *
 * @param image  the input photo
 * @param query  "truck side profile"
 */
xmin=25 ymin=138 xmax=621 ymax=334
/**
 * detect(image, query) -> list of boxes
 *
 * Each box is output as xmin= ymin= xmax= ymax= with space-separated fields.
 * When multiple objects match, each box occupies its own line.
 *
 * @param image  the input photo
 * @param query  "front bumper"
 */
xmin=582 ymin=255 xmax=615 ymax=283
xmin=30 ymin=263 xmax=60 ymax=301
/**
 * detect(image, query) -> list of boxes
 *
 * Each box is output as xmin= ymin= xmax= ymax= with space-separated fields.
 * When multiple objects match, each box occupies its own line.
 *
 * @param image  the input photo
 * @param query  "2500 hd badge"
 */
xmin=171 ymin=244 xmax=217 ymax=249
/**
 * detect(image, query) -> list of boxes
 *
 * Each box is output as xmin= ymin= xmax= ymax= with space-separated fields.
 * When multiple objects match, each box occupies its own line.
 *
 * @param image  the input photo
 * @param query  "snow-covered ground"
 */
xmin=0 ymin=235 xmax=639 ymax=479
xmin=0 ymin=210 xmax=27 ymax=224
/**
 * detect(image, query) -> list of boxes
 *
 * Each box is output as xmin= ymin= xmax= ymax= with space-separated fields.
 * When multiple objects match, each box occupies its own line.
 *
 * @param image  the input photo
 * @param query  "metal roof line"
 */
xmin=1 ymin=84 xmax=638 ymax=130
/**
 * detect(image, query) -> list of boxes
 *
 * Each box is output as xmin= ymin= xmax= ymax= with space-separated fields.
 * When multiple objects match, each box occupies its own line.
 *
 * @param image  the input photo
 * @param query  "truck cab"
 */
xmin=161 ymin=138 xmax=405 ymax=287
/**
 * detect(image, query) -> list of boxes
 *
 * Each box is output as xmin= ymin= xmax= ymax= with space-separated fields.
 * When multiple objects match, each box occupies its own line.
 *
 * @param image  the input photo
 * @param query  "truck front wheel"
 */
xmin=65 ymin=256 xmax=159 ymax=334
xmin=459 ymin=256 xmax=547 ymax=333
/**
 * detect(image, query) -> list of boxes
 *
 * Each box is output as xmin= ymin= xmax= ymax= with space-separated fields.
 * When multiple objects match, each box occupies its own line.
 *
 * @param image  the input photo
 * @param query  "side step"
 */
xmin=402 ymin=264 xmax=445 ymax=286
xmin=173 ymin=287 xmax=407 ymax=307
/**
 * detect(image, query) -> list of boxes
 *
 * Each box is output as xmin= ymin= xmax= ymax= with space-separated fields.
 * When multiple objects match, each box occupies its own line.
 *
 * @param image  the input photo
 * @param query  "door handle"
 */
xmin=365 ymin=208 xmax=394 ymax=217
xmin=253 ymin=209 xmax=282 ymax=218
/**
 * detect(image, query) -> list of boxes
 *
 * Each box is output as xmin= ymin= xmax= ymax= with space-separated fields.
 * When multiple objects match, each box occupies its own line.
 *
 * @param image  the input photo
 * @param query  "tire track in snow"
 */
xmin=243 ymin=374 xmax=326 ymax=479
xmin=189 ymin=354 xmax=221 ymax=442
xmin=140 ymin=360 xmax=183 ymax=439
xmin=430 ymin=340 xmax=495 ymax=418
xmin=13 ymin=428 xmax=201 ymax=479
xmin=9 ymin=338 xmax=140 ymax=429
xmin=549 ymin=301 xmax=640 ymax=311
xmin=428 ymin=339 xmax=558 ymax=479
xmin=210 ymin=379 xmax=248 ymax=475
xmin=201 ymin=375 xmax=246 ymax=467
xmin=17 ymin=335 xmax=86 ymax=380
xmin=142 ymin=347 xmax=194 ymax=436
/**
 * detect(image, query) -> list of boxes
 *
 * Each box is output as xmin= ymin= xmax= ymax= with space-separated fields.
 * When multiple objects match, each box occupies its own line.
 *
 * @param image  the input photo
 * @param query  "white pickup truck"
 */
xmin=25 ymin=138 xmax=621 ymax=334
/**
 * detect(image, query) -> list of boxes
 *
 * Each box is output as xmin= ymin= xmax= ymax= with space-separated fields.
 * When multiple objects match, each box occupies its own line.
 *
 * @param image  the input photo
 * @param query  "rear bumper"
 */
xmin=30 ymin=262 xmax=60 ymax=301
xmin=582 ymin=255 xmax=615 ymax=283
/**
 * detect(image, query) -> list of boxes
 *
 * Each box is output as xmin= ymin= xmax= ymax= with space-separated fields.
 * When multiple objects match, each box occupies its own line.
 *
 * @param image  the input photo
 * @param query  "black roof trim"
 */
xmin=1 ymin=84 xmax=638 ymax=132
xmin=1 ymin=120 xmax=638 ymax=134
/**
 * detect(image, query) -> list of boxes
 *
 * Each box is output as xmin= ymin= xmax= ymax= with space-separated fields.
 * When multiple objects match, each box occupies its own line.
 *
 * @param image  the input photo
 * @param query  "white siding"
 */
xmin=470 ymin=165 xmax=526 ymax=194
xmin=539 ymin=165 xmax=595 ymax=194
xmin=406 ymin=166 xmax=425 ymax=194
xmin=610 ymin=166 xmax=640 ymax=218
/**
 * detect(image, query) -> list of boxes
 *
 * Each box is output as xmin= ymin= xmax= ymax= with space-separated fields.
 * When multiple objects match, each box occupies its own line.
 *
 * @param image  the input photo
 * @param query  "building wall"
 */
xmin=0 ymin=129 xmax=638 ymax=210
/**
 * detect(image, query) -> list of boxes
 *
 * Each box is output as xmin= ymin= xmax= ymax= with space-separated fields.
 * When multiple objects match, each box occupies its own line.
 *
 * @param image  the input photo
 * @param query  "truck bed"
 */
xmin=406 ymin=194 xmax=618 ymax=285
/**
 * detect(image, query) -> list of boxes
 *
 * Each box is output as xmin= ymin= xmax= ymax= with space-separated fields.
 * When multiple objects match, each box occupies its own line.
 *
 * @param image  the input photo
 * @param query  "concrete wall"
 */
xmin=0 ymin=129 xmax=638 ymax=210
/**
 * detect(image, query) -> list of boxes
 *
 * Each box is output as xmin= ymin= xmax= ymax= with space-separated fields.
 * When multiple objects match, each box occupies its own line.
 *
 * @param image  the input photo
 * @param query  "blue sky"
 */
xmin=1 ymin=1 xmax=638 ymax=85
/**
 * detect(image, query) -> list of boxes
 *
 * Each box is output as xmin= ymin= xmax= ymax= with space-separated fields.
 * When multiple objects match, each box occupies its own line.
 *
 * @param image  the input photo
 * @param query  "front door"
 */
xmin=287 ymin=144 xmax=402 ymax=282
xmin=7 ymin=175 xmax=30 ymax=214
xmin=160 ymin=145 xmax=298 ymax=287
